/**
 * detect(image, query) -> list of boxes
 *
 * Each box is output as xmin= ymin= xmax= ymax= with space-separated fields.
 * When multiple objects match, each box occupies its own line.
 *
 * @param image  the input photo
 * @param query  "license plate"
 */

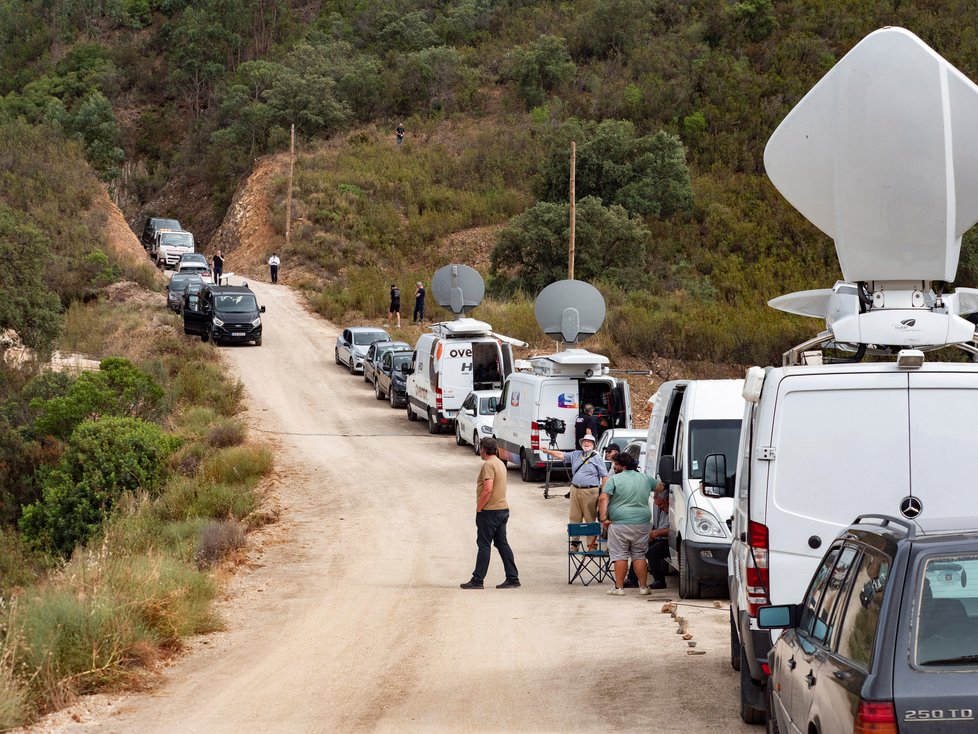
xmin=231 ymin=332 xmax=245 ymax=337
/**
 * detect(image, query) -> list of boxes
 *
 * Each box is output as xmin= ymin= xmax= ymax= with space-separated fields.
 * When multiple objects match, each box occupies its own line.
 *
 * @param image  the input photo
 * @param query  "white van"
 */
xmin=405 ymin=319 xmax=517 ymax=434
xmin=492 ymin=349 xmax=632 ymax=481
xmin=645 ymin=379 xmax=744 ymax=599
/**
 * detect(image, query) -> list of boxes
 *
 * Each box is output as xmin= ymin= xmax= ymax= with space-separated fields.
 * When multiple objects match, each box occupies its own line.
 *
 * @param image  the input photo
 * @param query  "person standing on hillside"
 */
xmin=388 ymin=283 xmax=401 ymax=327
xmin=396 ymin=123 xmax=405 ymax=146
xmin=461 ymin=437 xmax=521 ymax=590
xmin=212 ymin=250 xmax=224 ymax=285
xmin=268 ymin=253 xmax=280 ymax=284
xmin=413 ymin=281 xmax=425 ymax=322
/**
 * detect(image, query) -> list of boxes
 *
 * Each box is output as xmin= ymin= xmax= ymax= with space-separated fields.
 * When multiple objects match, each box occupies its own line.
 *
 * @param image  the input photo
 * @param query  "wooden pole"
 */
xmin=285 ymin=123 xmax=295 ymax=247
xmin=568 ymin=141 xmax=576 ymax=279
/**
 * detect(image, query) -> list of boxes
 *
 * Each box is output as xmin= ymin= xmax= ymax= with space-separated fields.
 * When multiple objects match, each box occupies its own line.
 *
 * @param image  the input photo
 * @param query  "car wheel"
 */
xmin=473 ymin=432 xmax=480 ymax=455
xmin=455 ymin=422 xmax=465 ymax=446
xmin=520 ymin=451 xmax=537 ymax=483
xmin=390 ymin=388 xmax=398 ymax=409
xmin=363 ymin=368 xmax=371 ymax=384
xmin=375 ymin=380 xmax=385 ymax=400
xmin=730 ymin=607 xmax=741 ymax=672
xmin=765 ymin=683 xmax=781 ymax=734
xmin=428 ymin=409 xmax=440 ymax=434
xmin=254 ymin=337 xmax=262 ymax=346
xmin=678 ymin=541 xmax=701 ymax=599
xmin=406 ymin=401 xmax=417 ymax=421
xmin=349 ymin=358 xmax=356 ymax=375
xmin=740 ymin=646 xmax=767 ymax=725
xmin=335 ymin=349 xmax=341 ymax=365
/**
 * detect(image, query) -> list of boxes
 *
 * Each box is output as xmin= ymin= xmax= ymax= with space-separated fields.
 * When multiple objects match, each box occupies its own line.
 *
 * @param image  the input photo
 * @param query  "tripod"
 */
xmin=543 ymin=434 xmax=571 ymax=499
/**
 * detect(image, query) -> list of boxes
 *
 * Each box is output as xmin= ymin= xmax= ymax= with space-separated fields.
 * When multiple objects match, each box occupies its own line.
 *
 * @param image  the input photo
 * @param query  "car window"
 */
xmin=834 ymin=550 xmax=889 ymax=669
xmin=915 ymin=554 xmax=978 ymax=667
xmin=353 ymin=331 xmax=387 ymax=345
xmin=392 ymin=354 xmax=411 ymax=370
xmin=480 ymin=397 xmax=498 ymax=415
xmin=799 ymin=545 xmax=843 ymax=638
xmin=810 ymin=544 xmax=860 ymax=645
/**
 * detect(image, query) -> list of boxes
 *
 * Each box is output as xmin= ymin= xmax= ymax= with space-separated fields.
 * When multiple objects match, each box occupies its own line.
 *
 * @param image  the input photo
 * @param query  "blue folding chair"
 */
xmin=567 ymin=522 xmax=610 ymax=585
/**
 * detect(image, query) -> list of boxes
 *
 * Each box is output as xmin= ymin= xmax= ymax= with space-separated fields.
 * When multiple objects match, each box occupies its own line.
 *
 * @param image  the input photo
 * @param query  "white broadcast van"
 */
xmin=724 ymin=28 xmax=978 ymax=724
xmin=405 ymin=318 xmax=519 ymax=434
xmin=645 ymin=379 xmax=743 ymax=599
xmin=493 ymin=349 xmax=632 ymax=481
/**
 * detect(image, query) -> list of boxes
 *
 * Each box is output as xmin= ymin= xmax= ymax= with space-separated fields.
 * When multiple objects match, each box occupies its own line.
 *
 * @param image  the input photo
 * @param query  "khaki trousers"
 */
xmin=569 ymin=486 xmax=599 ymax=523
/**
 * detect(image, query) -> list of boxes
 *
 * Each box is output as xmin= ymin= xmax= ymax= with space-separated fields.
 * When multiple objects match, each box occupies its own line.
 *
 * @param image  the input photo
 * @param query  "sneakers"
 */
xmin=459 ymin=581 xmax=484 ymax=590
xmin=496 ymin=580 xmax=521 ymax=589
xmin=638 ymin=586 xmax=652 ymax=596
xmin=649 ymin=580 xmax=667 ymax=589
xmin=606 ymin=587 xmax=625 ymax=596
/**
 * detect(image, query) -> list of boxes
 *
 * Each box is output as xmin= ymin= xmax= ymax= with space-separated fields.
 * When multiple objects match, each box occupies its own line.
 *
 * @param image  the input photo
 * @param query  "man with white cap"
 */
xmin=540 ymin=433 xmax=608 ymax=533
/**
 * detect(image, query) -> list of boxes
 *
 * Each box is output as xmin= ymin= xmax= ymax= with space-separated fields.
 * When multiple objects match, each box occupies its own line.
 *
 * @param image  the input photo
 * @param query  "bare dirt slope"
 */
xmin=26 ymin=279 xmax=753 ymax=734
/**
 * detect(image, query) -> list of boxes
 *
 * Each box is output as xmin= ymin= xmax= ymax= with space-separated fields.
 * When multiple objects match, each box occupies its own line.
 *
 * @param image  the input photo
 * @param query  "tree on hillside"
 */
xmin=502 ymin=35 xmax=576 ymax=110
xmin=538 ymin=119 xmax=693 ymax=218
xmin=489 ymin=196 xmax=650 ymax=294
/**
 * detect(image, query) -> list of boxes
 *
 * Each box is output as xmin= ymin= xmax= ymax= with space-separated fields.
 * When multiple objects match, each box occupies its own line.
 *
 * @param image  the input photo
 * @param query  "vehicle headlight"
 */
xmin=480 ymin=425 xmax=493 ymax=433
xmin=212 ymin=317 xmax=224 ymax=327
xmin=251 ymin=317 xmax=261 ymax=327
xmin=691 ymin=508 xmax=725 ymax=538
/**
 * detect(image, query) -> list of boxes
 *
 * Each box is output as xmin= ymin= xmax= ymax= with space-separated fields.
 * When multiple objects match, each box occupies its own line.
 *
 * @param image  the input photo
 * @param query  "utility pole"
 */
xmin=285 ymin=123 xmax=295 ymax=247
xmin=568 ymin=141 xmax=576 ymax=279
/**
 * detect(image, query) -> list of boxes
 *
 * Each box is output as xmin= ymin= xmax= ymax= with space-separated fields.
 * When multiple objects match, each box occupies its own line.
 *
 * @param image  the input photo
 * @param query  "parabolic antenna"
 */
xmin=431 ymin=264 xmax=485 ymax=317
xmin=765 ymin=27 xmax=978 ymax=283
xmin=534 ymin=280 xmax=606 ymax=344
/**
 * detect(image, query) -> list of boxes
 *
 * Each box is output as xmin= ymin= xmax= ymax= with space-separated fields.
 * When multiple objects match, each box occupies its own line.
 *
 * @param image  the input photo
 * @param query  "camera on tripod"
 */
xmin=540 ymin=417 xmax=566 ymax=441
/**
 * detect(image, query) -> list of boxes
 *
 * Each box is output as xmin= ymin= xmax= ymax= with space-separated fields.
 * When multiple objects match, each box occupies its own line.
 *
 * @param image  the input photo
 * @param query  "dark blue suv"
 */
xmin=759 ymin=515 xmax=978 ymax=734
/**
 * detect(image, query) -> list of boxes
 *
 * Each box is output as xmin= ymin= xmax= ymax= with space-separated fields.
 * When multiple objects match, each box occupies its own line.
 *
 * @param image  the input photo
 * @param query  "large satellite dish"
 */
xmin=535 ymin=280 xmax=606 ymax=344
xmin=765 ymin=27 xmax=978 ymax=283
xmin=431 ymin=264 xmax=484 ymax=317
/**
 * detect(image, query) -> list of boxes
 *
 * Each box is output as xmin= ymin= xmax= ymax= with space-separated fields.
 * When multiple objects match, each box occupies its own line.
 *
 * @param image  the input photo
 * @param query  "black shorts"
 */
xmin=390 ymin=301 xmax=400 ymax=312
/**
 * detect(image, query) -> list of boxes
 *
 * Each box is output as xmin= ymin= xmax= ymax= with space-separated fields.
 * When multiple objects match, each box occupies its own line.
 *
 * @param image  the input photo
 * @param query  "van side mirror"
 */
xmin=658 ymin=455 xmax=675 ymax=484
xmin=757 ymin=604 xmax=798 ymax=630
xmin=260 ymin=305 xmax=266 ymax=313
xmin=702 ymin=454 xmax=729 ymax=498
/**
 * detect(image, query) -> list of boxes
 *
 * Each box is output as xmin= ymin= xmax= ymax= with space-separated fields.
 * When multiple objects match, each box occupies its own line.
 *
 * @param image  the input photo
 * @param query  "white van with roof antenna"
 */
xmin=725 ymin=27 xmax=978 ymax=724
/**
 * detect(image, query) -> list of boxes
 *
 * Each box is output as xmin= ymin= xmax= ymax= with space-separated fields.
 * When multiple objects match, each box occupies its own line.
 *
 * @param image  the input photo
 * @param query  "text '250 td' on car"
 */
xmin=759 ymin=514 xmax=978 ymax=734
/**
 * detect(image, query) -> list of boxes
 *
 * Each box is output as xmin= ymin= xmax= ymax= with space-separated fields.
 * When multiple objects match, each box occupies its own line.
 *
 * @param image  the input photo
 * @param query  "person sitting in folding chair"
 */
xmin=540 ymin=433 xmax=607 ymax=548
xmin=599 ymin=452 xmax=655 ymax=596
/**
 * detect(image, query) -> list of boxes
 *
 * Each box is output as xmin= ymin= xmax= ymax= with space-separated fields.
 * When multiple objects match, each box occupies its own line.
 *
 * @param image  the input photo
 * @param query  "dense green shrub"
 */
xmin=30 ymin=358 xmax=165 ymax=440
xmin=19 ymin=417 xmax=179 ymax=557
xmin=502 ymin=35 xmax=576 ymax=109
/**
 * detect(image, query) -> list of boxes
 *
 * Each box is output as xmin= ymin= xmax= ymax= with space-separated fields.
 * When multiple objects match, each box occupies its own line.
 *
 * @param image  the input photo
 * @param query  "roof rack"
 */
xmin=852 ymin=514 xmax=917 ymax=538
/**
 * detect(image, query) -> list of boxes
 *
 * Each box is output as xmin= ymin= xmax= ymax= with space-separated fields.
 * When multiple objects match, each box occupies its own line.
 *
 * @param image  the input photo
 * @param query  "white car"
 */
xmin=620 ymin=438 xmax=648 ymax=473
xmin=594 ymin=428 xmax=646 ymax=470
xmin=455 ymin=389 xmax=501 ymax=454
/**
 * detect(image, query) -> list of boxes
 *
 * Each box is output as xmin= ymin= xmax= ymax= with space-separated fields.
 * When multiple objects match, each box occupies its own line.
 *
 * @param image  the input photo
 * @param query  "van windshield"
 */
xmin=688 ymin=419 xmax=741 ymax=479
xmin=215 ymin=294 xmax=258 ymax=313
xmin=161 ymin=232 xmax=194 ymax=246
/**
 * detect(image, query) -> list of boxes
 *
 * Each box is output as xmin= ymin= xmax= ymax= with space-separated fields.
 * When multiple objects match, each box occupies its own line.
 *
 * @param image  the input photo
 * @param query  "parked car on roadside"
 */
xmin=335 ymin=327 xmax=390 ymax=374
xmin=455 ymin=389 xmax=501 ymax=454
xmin=620 ymin=437 xmax=649 ymax=473
xmin=180 ymin=281 xmax=204 ymax=315
xmin=759 ymin=514 xmax=978 ymax=734
xmin=374 ymin=349 xmax=413 ymax=408
xmin=177 ymin=253 xmax=209 ymax=270
xmin=362 ymin=340 xmax=410 ymax=385
xmin=594 ymin=427 xmax=645 ymax=469
xmin=175 ymin=263 xmax=213 ymax=283
xmin=166 ymin=272 xmax=203 ymax=312
xmin=141 ymin=217 xmax=181 ymax=249
xmin=183 ymin=284 xmax=265 ymax=346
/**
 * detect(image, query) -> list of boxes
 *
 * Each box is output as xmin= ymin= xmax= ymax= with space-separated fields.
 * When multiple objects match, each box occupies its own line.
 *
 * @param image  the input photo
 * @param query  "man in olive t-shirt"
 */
xmin=460 ymin=437 xmax=521 ymax=590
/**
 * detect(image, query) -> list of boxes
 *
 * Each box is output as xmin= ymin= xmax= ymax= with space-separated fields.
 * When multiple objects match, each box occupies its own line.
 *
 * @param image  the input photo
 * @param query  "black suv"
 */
xmin=183 ymin=284 xmax=265 ymax=346
xmin=759 ymin=515 xmax=978 ymax=734
xmin=141 ymin=217 xmax=181 ymax=249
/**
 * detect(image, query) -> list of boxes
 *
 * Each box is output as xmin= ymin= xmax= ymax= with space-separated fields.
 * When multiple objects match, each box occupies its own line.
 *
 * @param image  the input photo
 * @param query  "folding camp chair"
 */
xmin=567 ymin=522 xmax=610 ymax=585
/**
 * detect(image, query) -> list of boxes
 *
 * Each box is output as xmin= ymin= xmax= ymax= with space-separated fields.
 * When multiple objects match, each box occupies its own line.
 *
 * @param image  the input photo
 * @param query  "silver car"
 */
xmin=335 ymin=327 xmax=391 ymax=374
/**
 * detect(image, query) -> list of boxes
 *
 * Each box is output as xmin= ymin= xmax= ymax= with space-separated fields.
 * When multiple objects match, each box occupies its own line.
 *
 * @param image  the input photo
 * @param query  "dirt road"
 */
xmin=36 ymin=280 xmax=756 ymax=733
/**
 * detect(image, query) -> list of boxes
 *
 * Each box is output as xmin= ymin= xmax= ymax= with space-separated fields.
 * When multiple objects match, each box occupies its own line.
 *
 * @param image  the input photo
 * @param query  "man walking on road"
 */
xmin=461 ymin=437 xmax=520 ymax=590
xmin=268 ymin=253 xmax=280 ymax=283
xmin=212 ymin=249 xmax=224 ymax=285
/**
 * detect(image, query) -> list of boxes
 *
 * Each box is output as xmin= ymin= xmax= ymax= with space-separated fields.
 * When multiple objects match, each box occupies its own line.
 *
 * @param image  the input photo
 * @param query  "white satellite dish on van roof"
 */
xmin=432 ymin=264 xmax=484 ymax=318
xmin=766 ymin=27 xmax=978 ymax=356
xmin=534 ymin=279 xmax=605 ymax=344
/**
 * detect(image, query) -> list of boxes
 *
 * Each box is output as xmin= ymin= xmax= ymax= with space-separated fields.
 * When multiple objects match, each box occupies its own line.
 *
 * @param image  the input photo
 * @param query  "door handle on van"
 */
xmin=787 ymin=657 xmax=796 ymax=670
xmin=805 ymin=671 xmax=816 ymax=688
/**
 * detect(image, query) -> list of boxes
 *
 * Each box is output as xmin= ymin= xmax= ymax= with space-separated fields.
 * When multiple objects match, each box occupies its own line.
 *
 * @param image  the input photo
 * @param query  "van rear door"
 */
xmin=766 ymin=372 xmax=910 ymax=605
xmin=908 ymin=370 xmax=978 ymax=519
xmin=436 ymin=340 xmax=475 ymax=415
xmin=538 ymin=379 xmax=581 ymax=451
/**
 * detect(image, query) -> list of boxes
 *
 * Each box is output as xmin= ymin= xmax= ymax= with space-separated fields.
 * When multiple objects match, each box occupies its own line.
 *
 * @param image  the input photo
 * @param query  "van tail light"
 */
xmin=530 ymin=421 xmax=540 ymax=451
xmin=854 ymin=700 xmax=897 ymax=734
xmin=435 ymin=385 xmax=443 ymax=411
xmin=745 ymin=520 xmax=770 ymax=617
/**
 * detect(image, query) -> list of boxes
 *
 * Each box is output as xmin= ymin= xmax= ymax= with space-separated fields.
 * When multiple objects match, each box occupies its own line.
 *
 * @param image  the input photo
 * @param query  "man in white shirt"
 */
xmin=268 ymin=253 xmax=280 ymax=283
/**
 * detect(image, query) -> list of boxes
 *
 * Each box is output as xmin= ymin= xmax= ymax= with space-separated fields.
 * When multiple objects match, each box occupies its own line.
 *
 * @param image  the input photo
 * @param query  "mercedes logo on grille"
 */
xmin=900 ymin=496 xmax=923 ymax=519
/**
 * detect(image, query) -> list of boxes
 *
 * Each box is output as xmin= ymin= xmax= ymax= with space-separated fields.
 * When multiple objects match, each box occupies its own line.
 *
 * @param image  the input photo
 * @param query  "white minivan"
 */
xmin=645 ymin=379 xmax=743 ymax=599
xmin=492 ymin=349 xmax=632 ymax=481
xmin=405 ymin=319 xmax=516 ymax=435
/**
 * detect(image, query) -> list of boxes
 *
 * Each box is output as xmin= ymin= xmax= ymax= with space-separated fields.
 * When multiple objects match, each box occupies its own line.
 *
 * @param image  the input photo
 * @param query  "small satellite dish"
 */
xmin=431 ymin=264 xmax=485 ymax=316
xmin=535 ymin=280 xmax=606 ymax=344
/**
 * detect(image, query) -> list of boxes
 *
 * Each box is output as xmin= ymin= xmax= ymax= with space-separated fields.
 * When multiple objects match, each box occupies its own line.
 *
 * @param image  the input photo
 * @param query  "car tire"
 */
xmin=254 ymin=337 xmax=262 ymax=346
xmin=375 ymin=380 xmax=385 ymax=400
xmin=428 ymin=409 xmax=440 ymax=435
xmin=765 ymin=683 xmax=781 ymax=734
xmin=390 ymin=388 xmax=398 ymax=409
xmin=335 ymin=349 xmax=341 ymax=365
xmin=520 ymin=451 xmax=538 ymax=483
xmin=349 ymin=359 xmax=356 ymax=375
xmin=455 ymin=422 xmax=466 ymax=446
xmin=473 ymin=432 xmax=480 ymax=455
xmin=730 ymin=607 xmax=741 ymax=672
xmin=740 ymin=645 xmax=767 ymax=725
xmin=679 ymin=541 xmax=701 ymax=599
xmin=407 ymin=401 xmax=417 ymax=421
xmin=363 ymin=368 xmax=371 ymax=384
